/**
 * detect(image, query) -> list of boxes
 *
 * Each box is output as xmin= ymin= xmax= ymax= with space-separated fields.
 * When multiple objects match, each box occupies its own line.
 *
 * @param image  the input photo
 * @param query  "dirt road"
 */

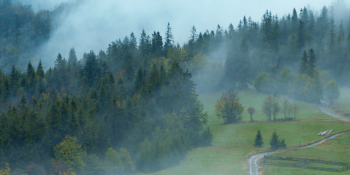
xmin=248 ymin=101 xmax=349 ymax=175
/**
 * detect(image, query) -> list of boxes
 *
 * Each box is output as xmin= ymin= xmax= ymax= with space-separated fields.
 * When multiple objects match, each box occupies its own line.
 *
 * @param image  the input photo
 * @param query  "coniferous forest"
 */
xmin=1 ymin=0 xmax=350 ymax=174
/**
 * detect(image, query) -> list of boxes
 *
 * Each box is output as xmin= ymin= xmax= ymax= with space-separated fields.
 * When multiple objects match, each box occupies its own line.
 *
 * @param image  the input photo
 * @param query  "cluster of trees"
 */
xmin=177 ymin=1 xmax=349 ymax=98
xmin=0 ymin=0 xmax=59 ymax=71
xmin=262 ymin=94 xmax=299 ymax=121
xmin=214 ymin=91 xmax=300 ymax=123
xmin=0 ymin=24 xmax=212 ymax=174
xmin=254 ymin=130 xmax=286 ymax=150
xmin=254 ymin=50 xmax=340 ymax=103
xmin=1 ymin=0 xmax=350 ymax=173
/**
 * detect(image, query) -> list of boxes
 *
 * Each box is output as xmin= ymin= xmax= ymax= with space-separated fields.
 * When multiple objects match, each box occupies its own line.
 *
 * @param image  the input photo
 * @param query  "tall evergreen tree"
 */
xmin=68 ymin=48 xmax=77 ymax=67
xmin=291 ymin=8 xmax=298 ymax=32
xmin=26 ymin=61 xmax=35 ymax=80
xmin=296 ymin=20 xmax=305 ymax=49
xmin=327 ymin=18 xmax=336 ymax=54
xmin=254 ymin=130 xmax=263 ymax=147
xmin=338 ymin=21 xmax=345 ymax=43
xmin=307 ymin=49 xmax=316 ymax=77
xmin=140 ymin=29 xmax=151 ymax=56
xmin=270 ymin=131 xmax=280 ymax=150
xmin=36 ymin=60 xmax=44 ymax=79
xmin=164 ymin=23 xmax=174 ymax=55
xmin=299 ymin=50 xmax=308 ymax=74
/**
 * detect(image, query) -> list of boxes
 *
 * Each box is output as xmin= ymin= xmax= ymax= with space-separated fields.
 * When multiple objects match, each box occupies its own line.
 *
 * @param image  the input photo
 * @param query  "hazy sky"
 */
xmin=15 ymin=0 xmax=350 ymax=62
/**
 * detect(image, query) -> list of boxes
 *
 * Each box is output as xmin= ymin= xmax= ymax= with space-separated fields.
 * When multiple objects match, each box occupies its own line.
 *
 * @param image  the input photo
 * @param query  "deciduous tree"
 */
xmin=215 ymin=89 xmax=244 ymax=123
xmin=247 ymin=107 xmax=255 ymax=121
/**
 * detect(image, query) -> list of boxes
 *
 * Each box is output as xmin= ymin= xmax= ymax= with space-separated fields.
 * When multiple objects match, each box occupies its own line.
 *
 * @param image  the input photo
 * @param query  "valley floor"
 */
xmin=146 ymin=89 xmax=350 ymax=175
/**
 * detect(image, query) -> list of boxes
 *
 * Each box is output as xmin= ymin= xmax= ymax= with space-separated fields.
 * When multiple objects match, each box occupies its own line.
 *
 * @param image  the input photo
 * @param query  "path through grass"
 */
xmin=146 ymin=89 xmax=350 ymax=175
xmin=261 ymin=132 xmax=350 ymax=175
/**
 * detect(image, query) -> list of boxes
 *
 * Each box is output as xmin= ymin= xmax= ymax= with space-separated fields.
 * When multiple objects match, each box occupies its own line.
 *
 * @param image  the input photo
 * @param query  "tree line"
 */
xmin=0 ymin=38 xmax=212 ymax=174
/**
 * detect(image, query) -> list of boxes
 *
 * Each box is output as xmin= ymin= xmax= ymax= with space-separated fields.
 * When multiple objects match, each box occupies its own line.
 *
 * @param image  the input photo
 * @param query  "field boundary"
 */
xmin=263 ymin=156 xmax=350 ymax=172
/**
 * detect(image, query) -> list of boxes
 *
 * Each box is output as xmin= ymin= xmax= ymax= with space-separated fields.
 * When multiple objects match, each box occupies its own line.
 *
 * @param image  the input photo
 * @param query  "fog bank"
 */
xmin=15 ymin=0 xmax=348 ymax=64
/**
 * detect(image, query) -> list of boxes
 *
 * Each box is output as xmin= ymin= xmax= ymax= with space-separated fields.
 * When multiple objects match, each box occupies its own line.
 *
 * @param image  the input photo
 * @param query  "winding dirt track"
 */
xmin=247 ymin=103 xmax=350 ymax=175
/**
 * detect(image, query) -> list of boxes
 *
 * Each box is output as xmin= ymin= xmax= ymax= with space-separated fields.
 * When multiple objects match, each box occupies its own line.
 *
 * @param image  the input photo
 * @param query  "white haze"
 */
xmin=15 ymin=0 xmax=349 ymax=64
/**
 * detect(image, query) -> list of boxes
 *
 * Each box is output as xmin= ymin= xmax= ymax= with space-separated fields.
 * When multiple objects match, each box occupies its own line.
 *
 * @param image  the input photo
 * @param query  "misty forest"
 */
xmin=1 ymin=0 xmax=350 ymax=175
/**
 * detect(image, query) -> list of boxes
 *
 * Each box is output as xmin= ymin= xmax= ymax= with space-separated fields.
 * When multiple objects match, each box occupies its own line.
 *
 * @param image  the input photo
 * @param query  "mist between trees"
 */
xmin=0 ymin=0 xmax=349 ymax=174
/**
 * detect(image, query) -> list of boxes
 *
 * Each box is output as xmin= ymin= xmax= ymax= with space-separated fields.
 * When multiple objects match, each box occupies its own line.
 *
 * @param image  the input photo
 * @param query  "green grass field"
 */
xmin=261 ymin=132 xmax=350 ymax=175
xmin=146 ymin=89 xmax=350 ymax=175
xmin=201 ymin=89 xmax=338 ymax=125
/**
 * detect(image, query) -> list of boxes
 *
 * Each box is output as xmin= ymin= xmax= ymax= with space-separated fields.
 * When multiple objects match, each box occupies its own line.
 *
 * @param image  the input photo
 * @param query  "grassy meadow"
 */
xmin=146 ymin=89 xmax=350 ymax=175
xmin=261 ymin=132 xmax=350 ymax=175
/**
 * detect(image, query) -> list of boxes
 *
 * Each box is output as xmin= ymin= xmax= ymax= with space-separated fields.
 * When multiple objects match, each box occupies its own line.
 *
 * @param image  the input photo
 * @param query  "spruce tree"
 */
xmin=279 ymin=139 xmax=286 ymax=149
xmin=338 ymin=21 xmax=345 ymax=43
xmin=296 ymin=20 xmax=305 ymax=49
xmin=254 ymin=130 xmax=263 ymax=147
xmin=300 ymin=7 xmax=309 ymax=27
xmin=68 ymin=48 xmax=77 ymax=67
xmin=327 ymin=18 xmax=336 ymax=54
xmin=134 ymin=67 xmax=144 ymax=92
xmin=299 ymin=50 xmax=308 ymax=74
xmin=164 ymin=23 xmax=174 ymax=55
xmin=36 ymin=60 xmax=44 ymax=79
xmin=270 ymin=131 xmax=280 ymax=150
xmin=26 ymin=61 xmax=35 ymax=80
xmin=307 ymin=49 xmax=316 ymax=77
xmin=291 ymin=8 xmax=298 ymax=31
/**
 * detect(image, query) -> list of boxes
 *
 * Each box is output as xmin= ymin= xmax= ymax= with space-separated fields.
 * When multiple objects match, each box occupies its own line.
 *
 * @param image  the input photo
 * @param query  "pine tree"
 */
xmin=270 ymin=131 xmax=280 ymax=150
xmin=299 ymin=50 xmax=308 ymax=74
xmin=291 ymin=8 xmax=298 ymax=32
xmin=19 ymin=95 xmax=27 ymax=110
xmin=307 ymin=49 xmax=316 ymax=77
xmin=151 ymin=31 xmax=163 ymax=57
xmin=338 ymin=21 xmax=345 ymax=43
xmin=190 ymin=26 xmax=198 ymax=42
xmin=68 ymin=48 xmax=77 ymax=67
xmin=327 ymin=18 xmax=336 ymax=54
xmin=134 ymin=67 xmax=144 ymax=92
xmin=228 ymin=23 xmax=234 ymax=39
xmin=188 ymin=26 xmax=198 ymax=56
xmin=129 ymin=32 xmax=137 ymax=51
xmin=140 ymin=29 xmax=151 ymax=56
xmin=55 ymin=53 xmax=64 ymax=69
xmin=279 ymin=139 xmax=286 ymax=149
xmin=26 ymin=61 xmax=35 ymax=80
xmin=36 ymin=60 xmax=44 ymax=79
xmin=164 ymin=23 xmax=174 ymax=55
xmin=254 ymin=130 xmax=263 ymax=147
xmin=300 ymin=7 xmax=309 ymax=27
xmin=296 ymin=20 xmax=305 ymax=49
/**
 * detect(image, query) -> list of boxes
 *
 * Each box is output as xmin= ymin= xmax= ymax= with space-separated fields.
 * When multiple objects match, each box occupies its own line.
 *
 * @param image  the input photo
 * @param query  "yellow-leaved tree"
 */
xmin=54 ymin=135 xmax=86 ymax=172
xmin=215 ymin=89 xmax=244 ymax=123
xmin=0 ymin=163 xmax=10 ymax=175
xmin=167 ymin=45 xmax=207 ymax=74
